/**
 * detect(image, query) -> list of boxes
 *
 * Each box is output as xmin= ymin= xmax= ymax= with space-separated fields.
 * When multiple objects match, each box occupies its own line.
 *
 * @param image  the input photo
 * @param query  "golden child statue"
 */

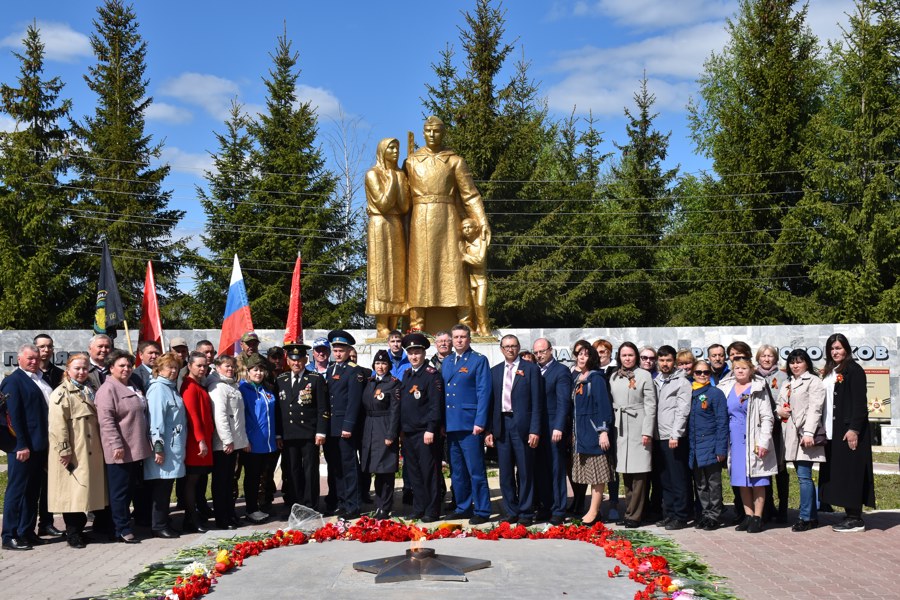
xmin=460 ymin=218 xmax=489 ymax=336
xmin=403 ymin=116 xmax=491 ymax=332
xmin=365 ymin=138 xmax=410 ymax=338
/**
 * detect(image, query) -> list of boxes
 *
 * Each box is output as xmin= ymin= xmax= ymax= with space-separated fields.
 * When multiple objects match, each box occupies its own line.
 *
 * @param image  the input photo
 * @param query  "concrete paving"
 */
xmin=1 ymin=471 xmax=898 ymax=600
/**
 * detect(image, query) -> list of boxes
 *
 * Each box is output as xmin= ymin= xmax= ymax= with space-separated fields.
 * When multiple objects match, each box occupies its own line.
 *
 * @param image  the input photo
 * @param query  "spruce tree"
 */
xmin=0 ymin=23 xmax=72 ymax=328
xmin=197 ymin=32 xmax=359 ymax=330
xmin=776 ymin=0 xmax=900 ymax=322
xmin=67 ymin=0 xmax=184 ymax=329
xmin=686 ymin=0 xmax=824 ymax=324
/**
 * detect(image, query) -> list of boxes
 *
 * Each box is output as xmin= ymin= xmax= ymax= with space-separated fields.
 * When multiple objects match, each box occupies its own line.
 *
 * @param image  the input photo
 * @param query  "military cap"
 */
xmin=327 ymin=329 xmax=356 ymax=347
xmin=240 ymin=332 xmax=260 ymax=344
xmin=244 ymin=353 xmax=271 ymax=371
xmin=402 ymin=332 xmax=430 ymax=351
xmin=372 ymin=349 xmax=391 ymax=366
xmin=284 ymin=342 xmax=311 ymax=360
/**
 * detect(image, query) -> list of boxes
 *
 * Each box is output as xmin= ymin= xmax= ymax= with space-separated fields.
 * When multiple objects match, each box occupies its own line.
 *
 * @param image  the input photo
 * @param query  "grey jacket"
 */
xmin=654 ymin=369 xmax=692 ymax=440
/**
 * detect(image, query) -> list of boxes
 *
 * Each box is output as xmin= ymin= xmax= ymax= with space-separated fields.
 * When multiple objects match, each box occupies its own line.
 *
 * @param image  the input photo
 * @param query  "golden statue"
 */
xmin=365 ymin=138 xmax=410 ymax=338
xmin=460 ymin=218 xmax=489 ymax=336
xmin=403 ymin=116 xmax=491 ymax=332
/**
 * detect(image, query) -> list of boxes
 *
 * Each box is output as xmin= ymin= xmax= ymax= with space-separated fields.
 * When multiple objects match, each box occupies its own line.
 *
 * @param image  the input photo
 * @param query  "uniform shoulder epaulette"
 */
xmin=426 ymin=366 xmax=436 ymax=373
xmin=307 ymin=371 xmax=321 ymax=377
xmin=276 ymin=372 xmax=291 ymax=380
xmin=470 ymin=350 xmax=484 ymax=358
xmin=348 ymin=361 xmax=358 ymax=367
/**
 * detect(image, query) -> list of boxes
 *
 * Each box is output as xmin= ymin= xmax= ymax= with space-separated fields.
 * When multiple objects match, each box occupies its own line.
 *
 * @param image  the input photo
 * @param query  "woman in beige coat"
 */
xmin=609 ymin=341 xmax=656 ymax=527
xmin=775 ymin=349 xmax=825 ymax=532
xmin=718 ymin=358 xmax=777 ymax=533
xmin=48 ymin=354 xmax=108 ymax=549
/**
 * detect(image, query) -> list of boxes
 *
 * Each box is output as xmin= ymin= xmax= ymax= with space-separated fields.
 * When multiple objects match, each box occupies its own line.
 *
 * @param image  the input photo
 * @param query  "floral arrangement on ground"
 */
xmin=100 ymin=518 xmax=738 ymax=600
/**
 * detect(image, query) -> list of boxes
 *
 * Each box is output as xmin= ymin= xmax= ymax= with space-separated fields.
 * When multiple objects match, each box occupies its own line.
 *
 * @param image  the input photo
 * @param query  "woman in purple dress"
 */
xmin=717 ymin=358 xmax=777 ymax=533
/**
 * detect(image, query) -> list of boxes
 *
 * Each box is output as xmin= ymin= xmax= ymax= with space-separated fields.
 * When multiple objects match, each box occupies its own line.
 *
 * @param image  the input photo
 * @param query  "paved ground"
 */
xmin=1 ymin=466 xmax=898 ymax=600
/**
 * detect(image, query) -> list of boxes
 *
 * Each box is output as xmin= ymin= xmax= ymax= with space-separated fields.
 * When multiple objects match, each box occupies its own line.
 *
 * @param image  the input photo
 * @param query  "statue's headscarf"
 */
xmin=375 ymin=137 xmax=399 ymax=171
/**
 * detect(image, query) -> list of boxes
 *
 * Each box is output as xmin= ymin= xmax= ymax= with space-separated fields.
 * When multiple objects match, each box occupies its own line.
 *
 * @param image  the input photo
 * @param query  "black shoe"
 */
xmin=534 ymin=510 xmax=552 ymax=523
xmin=833 ymin=517 xmax=865 ymax=533
xmin=38 ymin=524 xmax=64 ymax=537
xmin=549 ymin=515 xmax=566 ymax=526
xmin=666 ymin=519 xmax=689 ymax=531
xmin=730 ymin=513 xmax=746 ymax=526
xmin=23 ymin=532 xmax=45 ymax=546
xmin=623 ymin=519 xmax=641 ymax=529
xmin=703 ymin=520 xmax=721 ymax=531
xmin=67 ymin=533 xmax=86 ymax=549
xmin=445 ymin=512 xmax=473 ymax=520
xmin=694 ymin=518 xmax=708 ymax=529
xmin=229 ymin=517 xmax=242 ymax=528
xmin=615 ymin=518 xmax=626 ymax=526
xmin=117 ymin=533 xmax=140 ymax=544
xmin=336 ymin=510 xmax=360 ymax=520
xmin=182 ymin=522 xmax=209 ymax=534
xmin=518 ymin=518 xmax=533 ymax=527
xmin=153 ymin=528 xmax=181 ymax=539
xmin=655 ymin=517 xmax=671 ymax=528
xmin=420 ymin=515 xmax=440 ymax=524
xmin=503 ymin=515 xmax=518 ymax=524
xmin=215 ymin=522 xmax=237 ymax=531
xmin=819 ymin=503 xmax=834 ymax=513
xmin=2 ymin=538 xmax=33 ymax=551
xmin=747 ymin=516 xmax=763 ymax=533
xmin=735 ymin=516 xmax=750 ymax=532
xmin=468 ymin=515 xmax=489 ymax=526
xmin=791 ymin=519 xmax=816 ymax=532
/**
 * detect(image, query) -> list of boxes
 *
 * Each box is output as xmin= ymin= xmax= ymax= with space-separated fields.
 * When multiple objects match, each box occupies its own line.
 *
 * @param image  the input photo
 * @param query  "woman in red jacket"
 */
xmin=180 ymin=351 xmax=214 ymax=532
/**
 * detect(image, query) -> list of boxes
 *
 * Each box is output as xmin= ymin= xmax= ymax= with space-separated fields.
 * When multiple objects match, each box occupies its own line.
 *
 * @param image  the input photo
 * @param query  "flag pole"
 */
xmin=122 ymin=320 xmax=134 ymax=354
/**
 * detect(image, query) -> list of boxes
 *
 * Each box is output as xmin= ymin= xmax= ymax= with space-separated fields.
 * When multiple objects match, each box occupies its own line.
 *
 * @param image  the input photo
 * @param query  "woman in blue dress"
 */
xmin=717 ymin=357 xmax=777 ymax=533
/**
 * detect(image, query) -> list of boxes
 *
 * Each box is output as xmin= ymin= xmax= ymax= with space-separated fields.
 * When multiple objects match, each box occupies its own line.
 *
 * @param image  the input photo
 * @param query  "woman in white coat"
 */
xmin=775 ymin=349 xmax=825 ymax=532
xmin=718 ymin=357 xmax=777 ymax=533
xmin=609 ymin=341 xmax=656 ymax=528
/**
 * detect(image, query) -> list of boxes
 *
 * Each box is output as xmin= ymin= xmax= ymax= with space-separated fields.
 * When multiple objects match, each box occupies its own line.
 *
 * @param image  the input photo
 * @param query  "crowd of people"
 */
xmin=0 ymin=327 xmax=877 ymax=552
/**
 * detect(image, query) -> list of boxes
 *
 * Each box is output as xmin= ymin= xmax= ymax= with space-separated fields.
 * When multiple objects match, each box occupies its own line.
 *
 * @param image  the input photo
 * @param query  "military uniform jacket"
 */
xmin=325 ymin=361 xmax=366 ymax=436
xmin=360 ymin=375 xmax=402 ymax=473
xmin=442 ymin=349 xmax=490 ymax=433
xmin=275 ymin=370 xmax=328 ymax=440
xmin=401 ymin=366 xmax=444 ymax=434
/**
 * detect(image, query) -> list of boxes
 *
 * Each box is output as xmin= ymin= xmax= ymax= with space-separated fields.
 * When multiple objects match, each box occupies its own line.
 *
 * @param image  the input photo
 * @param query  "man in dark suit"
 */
xmin=399 ymin=333 xmax=444 ymax=522
xmin=486 ymin=335 xmax=543 ymax=526
xmin=133 ymin=340 xmax=161 ymax=392
xmin=275 ymin=343 xmax=328 ymax=510
xmin=1 ymin=344 xmax=50 ymax=550
xmin=33 ymin=334 xmax=64 ymax=537
xmin=533 ymin=337 xmax=573 ymax=525
xmin=86 ymin=334 xmax=113 ymax=392
xmin=322 ymin=329 xmax=365 ymax=519
xmin=443 ymin=324 xmax=492 ymax=524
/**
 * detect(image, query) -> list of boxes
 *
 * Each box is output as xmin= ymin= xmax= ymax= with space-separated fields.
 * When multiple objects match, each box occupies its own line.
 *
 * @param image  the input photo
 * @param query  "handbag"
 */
xmin=812 ymin=421 xmax=828 ymax=446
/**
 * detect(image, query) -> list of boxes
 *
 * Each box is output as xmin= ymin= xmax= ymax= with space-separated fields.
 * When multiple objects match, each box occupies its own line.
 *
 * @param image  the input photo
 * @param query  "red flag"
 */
xmin=284 ymin=253 xmax=303 ymax=344
xmin=136 ymin=261 xmax=164 ymax=365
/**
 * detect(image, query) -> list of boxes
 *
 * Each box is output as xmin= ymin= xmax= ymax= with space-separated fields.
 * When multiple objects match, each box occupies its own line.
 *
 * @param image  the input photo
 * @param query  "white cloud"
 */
xmin=158 ymin=73 xmax=240 ymax=120
xmin=161 ymin=146 xmax=214 ymax=176
xmin=294 ymin=84 xmax=343 ymax=120
xmin=145 ymin=102 xmax=193 ymax=125
xmin=806 ymin=0 xmax=855 ymax=47
xmin=0 ymin=21 xmax=91 ymax=62
xmin=547 ymin=21 xmax=729 ymax=116
xmin=570 ymin=0 xmax=735 ymax=30
xmin=0 ymin=115 xmax=18 ymax=133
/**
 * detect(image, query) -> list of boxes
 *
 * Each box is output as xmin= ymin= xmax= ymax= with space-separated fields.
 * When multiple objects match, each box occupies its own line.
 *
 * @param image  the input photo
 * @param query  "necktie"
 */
xmin=293 ymin=374 xmax=300 ymax=391
xmin=502 ymin=363 xmax=514 ymax=412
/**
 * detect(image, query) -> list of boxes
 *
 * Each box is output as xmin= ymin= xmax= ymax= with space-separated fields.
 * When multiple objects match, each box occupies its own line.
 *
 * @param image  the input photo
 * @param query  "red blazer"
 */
xmin=181 ymin=377 xmax=214 ymax=467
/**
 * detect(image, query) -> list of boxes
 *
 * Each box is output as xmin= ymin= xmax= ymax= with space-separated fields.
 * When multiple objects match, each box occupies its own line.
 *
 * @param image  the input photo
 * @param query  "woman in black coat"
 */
xmin=360 ymin=350 xmax=401 ymax=518
xmin=818 ymin=333 xmax=875 ymax=532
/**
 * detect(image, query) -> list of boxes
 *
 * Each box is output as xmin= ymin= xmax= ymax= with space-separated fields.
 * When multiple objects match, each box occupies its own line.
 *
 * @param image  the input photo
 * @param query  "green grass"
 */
xmin=721 ymin=468 xmax=900 ymax=511
xmin=873 ymin=452 xmax=899 ymax=465
xmin=0 ymin=470 xmax=6 ymax=500
xmin=1 ymin=453 xmax=6 ymax=465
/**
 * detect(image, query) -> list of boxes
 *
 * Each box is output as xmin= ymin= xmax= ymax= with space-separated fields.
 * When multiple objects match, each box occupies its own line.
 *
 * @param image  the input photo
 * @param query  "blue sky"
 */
xmin=0 ymin=0 xmax=856 ymax=285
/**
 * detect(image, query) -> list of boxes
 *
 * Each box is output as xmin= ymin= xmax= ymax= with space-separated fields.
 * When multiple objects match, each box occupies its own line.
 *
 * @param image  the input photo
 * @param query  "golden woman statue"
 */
xmin=403 ymin=116 xmax=490 ymax=331
xmin=365 ymin=138 xmax=410 ymax=338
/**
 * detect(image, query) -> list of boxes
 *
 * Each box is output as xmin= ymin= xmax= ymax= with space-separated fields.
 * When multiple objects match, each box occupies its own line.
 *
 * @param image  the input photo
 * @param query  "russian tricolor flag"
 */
xmin=219 ymin=254 xmax=254 ymax=356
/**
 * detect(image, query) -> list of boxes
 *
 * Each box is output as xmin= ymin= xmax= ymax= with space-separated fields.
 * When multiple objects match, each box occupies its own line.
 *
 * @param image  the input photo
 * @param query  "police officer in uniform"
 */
xmin=360 ymin=350 xmax=402 ymax=519
xmin=322 ymin=329 xmax=366 ymax=519
xmin=274 ymin=343 xmax=328 ymax=511
xmin=399 ymin=333 xmax=445 ymax=522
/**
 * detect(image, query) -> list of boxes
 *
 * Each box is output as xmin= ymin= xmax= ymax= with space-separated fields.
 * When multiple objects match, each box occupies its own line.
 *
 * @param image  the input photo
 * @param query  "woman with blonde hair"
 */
xmin=48 ymin=354 xmax=108 ymax=549
xmin=718 ymin=357 xmax=776 ymax=533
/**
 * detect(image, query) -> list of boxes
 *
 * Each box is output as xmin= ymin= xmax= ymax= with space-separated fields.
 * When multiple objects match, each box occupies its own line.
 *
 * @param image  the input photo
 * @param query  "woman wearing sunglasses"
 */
xmin=687 ymin=360 xmax=728 ymax=530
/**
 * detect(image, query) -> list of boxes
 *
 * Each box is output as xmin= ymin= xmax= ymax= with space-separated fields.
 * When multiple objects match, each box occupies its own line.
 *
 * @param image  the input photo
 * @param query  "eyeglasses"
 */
xmin=693 ymin=370 xmax=711 ymax=376
xmin=640 ymin=355 xmax=656 ymax=361
xmin=501 ymin=345 xmax=520 ymax=350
